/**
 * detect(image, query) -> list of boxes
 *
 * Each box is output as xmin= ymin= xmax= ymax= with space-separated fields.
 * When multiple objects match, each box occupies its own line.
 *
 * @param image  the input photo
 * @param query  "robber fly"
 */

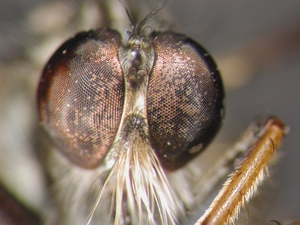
xmin=35 ymin=1 xmax=288 ymax=225
xmin=1 ymin=0 xmax=299 ymax=225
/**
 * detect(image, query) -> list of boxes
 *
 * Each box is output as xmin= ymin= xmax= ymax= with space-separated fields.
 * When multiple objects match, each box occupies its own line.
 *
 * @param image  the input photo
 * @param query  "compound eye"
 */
xmin=37 ymin=28 xmax=124 ymax=169
xmin=147 ymin=32 xmax=225 ymax=171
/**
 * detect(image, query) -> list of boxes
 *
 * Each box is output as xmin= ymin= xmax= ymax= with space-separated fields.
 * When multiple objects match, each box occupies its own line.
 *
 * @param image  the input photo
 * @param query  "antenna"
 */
xmin=119 ymin=0 xmax=168 ymax=37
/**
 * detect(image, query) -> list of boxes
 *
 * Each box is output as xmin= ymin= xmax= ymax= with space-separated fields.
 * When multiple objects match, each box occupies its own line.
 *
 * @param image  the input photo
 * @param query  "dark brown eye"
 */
xmin=147 ymin=32 xmax=224 ymax=170
xmin=37 ymin=28 xmax=124 ymax=169
xmin=37 ymin=28 xmax=224 ymax=171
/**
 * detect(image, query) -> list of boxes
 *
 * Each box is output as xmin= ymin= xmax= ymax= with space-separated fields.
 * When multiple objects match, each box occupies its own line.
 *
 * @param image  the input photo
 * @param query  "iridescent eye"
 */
xmin=148 ymin=32 xmax=224 ymax=170
xmin=37 ymin=29 xmax=124 ymax=169
xmin=37 ymin=28 xmax=224 ymax=171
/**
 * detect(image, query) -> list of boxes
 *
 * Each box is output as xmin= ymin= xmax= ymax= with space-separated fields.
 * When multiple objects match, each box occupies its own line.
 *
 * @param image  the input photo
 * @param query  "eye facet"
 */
xmin=37 ymin=28 xmax=224 ymax=171
xmin=148 ymin=32 xmax=224 ymax=170
xmin=37 ymin=28 xmax=124 ymax=169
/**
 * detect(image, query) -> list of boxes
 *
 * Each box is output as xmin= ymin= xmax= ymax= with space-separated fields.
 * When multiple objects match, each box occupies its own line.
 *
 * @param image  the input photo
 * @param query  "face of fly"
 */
xmin=0 ymin=1 xmax=298 ymax=225
xmin=37 ymin=1 xmax=225 ymax=224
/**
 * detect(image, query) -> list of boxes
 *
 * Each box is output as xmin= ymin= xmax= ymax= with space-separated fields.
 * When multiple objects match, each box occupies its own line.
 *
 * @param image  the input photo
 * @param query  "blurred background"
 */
xmin=0 ymin=0 xmax=299 ymax=224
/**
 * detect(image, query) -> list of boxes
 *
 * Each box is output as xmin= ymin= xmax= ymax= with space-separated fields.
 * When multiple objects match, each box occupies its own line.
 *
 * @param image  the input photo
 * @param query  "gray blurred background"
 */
xmin=0 ymin=0 xmax=299 ymax=224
